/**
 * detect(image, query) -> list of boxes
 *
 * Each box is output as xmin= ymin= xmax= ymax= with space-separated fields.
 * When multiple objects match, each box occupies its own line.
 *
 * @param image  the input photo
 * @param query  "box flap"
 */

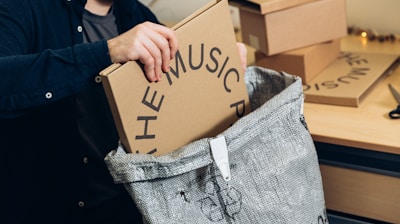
xmin=231 ymin=0 xmax=318 ymax=14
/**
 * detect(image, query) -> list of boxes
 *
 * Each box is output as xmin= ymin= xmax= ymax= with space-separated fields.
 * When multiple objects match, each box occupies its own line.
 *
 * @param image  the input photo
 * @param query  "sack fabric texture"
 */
xmin=105 ymin=66 xmax=328 ymax=224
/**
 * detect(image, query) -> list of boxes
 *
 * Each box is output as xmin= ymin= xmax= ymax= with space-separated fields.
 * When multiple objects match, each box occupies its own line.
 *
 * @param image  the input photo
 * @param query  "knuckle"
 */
xmin=143 ymin=55 xmax=155 ymax=65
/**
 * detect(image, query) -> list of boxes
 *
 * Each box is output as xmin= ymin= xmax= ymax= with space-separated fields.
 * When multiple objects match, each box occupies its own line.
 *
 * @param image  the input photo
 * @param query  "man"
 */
xmin=0 ymin=0 xmax=246 ymax=223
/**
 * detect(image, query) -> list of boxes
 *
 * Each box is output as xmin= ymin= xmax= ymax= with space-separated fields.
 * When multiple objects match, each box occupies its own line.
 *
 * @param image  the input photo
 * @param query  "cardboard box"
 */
xmin=230 ymin=0 xmax=317 ymax=14
xmin=236 ymin=0 xmax=347 ymax=55
xmin=100 ymin=0 xmax=250 ymax=155
xmin=304 ymin=52 xmax=399 ymax=107
xmin=255 ymin=39 xmax=341 ymax=83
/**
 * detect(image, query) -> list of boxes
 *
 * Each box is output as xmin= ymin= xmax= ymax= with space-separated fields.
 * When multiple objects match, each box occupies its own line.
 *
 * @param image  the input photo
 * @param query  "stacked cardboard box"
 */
xmin=100 ymin=0 xmax=250 ymax=155
xmin=230 ymin=0 xmax=347 ymax=83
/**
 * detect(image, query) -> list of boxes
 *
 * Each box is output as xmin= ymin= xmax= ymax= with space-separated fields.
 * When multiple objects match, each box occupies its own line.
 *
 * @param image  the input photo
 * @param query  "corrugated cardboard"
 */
xmin=100 ymin=0 xmax=250 ymax=155
xmin=255 ymin=39 xmax=341 ymax=83
xmin=304 ymin=52 xmax=399 ymax=107
xmin=230 ymin=0 xmax=317 ymax=14
xmin=236 ymin=0 xmax=347 ymax=55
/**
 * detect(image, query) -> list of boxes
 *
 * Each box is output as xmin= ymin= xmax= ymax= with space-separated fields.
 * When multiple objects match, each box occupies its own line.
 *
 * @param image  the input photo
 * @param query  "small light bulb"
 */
xmin=361 ymin=31 xmax=368 ymax=38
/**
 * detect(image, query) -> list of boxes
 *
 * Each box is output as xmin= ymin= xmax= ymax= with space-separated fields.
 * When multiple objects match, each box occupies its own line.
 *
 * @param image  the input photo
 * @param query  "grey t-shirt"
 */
xmin=82 ymin=6 xmax=118 ymax=43
xmin=75 ymin=6 xmax=124 ymax=204
xmin=76 ymin=7 xmax=120 ymax=154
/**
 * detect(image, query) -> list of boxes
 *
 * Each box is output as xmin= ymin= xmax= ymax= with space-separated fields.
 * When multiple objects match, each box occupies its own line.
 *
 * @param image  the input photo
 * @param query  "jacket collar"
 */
xmin=63 ymin=0 xmax=87 ymax=6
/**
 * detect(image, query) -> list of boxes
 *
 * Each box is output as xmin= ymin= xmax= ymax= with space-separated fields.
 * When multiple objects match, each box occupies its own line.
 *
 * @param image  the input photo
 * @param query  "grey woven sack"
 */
xmin=105 ymin=66 xmax=328 ymax=224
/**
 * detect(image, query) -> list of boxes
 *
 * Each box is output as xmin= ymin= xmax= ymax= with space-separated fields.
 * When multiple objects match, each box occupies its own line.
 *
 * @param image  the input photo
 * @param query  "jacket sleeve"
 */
xmin=0 ymin=2 xmax=112 ymax=118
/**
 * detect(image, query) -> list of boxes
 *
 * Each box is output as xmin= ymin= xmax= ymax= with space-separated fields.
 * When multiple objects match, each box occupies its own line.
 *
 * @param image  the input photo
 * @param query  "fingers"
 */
xmin=236 ymin=42 xmax=247 ymax=73
xmin=142 ymin=23 xmax=177 ymax=81
xmin=133 ymin=22 xmax=177 ymax=82
xmin=107 ymin=22 xmax=178 ymax=82
xmin=147 ymin=22 xmax=178 ymax=59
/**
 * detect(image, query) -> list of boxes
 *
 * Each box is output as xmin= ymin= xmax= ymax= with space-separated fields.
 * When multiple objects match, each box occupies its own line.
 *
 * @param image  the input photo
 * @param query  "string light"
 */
xmin=360 ymin=31 xmax=368 ymax=38
xmin=348 ymin=26 xmax=398 ymax=43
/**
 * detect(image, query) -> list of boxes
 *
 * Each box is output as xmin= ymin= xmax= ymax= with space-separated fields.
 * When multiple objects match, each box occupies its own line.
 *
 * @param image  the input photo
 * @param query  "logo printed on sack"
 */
xmin=315 ymin=209 xmax=329 ymax=224
xmin=197 ymin=175 xmax=242 ymax=222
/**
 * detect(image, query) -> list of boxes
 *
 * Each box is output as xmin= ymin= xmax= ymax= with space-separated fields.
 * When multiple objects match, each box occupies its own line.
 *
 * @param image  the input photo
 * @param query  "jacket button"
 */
xmin=78 ymin=201 xmax=85 ymax=207
xmin=77 ymin=26 xmax=83 ymax=33
xmin=95 ymin=76 xmax=102 ymax=83
xmin=45 ymin=92 xmax=53 ymax=99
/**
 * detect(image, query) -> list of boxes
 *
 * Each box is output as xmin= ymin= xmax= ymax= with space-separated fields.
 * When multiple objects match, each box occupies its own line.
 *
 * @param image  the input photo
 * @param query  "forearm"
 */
xmin=0 ymin=41 xmax=112 ymax=117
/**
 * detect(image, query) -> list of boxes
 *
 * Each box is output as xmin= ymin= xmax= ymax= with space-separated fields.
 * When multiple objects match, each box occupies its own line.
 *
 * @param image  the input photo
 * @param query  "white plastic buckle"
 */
xmin=209 ymin=136 xmax=231 ymax=182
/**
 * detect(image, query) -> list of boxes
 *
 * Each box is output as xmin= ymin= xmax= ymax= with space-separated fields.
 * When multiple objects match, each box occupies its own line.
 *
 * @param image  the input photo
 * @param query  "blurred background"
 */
xmin=139 ymin=0 xmax=400 ymax=34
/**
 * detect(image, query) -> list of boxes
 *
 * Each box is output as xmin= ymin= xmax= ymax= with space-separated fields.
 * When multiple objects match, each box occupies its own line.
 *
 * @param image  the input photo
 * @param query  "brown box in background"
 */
xmin=237 ymin=0 xmax=347 ymax=55
xmin=303 ymin=52 xmax=399 ymax=107
xmin=255 ymin=39 xmax=341 ymax=83
xmin=100 ymin=0 xmax=250 ymax=155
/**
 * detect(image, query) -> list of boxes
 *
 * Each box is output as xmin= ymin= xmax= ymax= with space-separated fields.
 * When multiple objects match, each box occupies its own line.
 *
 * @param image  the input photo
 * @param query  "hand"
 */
xmin=236 ymin=42 xmax=247 ymax=73
xmin=107 ymin=22 xmax=178 ymax=82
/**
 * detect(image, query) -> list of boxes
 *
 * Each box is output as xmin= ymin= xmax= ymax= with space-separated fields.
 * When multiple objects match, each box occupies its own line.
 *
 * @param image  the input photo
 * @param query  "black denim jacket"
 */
xmin=0 ymin=0 xmax=158 ymax=117
xmin=0 ymin=0 xmax=158 ymax=223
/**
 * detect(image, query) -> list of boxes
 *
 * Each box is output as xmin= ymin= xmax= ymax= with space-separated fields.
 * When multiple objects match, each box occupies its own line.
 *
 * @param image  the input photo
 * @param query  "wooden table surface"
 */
xmin=304 ymin=36 xmax=400 ymax=155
